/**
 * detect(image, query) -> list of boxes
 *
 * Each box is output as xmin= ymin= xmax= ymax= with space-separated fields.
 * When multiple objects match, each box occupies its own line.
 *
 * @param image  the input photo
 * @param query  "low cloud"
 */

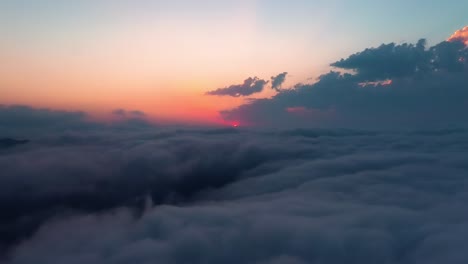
xmin=0 ymin=105 xmax=152 ymax=138
xmin=206 ymin=77 xmax=268 ymax=97
xmin=0 ymin=105 xmax=91 ymax=137
xmin=2 ymin=126 xmax=468 ymax=264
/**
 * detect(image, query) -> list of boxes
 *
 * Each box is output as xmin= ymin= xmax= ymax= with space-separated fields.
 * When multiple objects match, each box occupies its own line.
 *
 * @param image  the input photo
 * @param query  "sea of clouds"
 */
xmin=1 ymin=113 xmax=468 ymax=263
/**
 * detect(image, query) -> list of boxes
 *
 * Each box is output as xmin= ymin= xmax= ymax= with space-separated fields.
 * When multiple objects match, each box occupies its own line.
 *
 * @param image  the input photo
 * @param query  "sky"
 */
xmin=2 ymin=2 xmax=468 ymax=262
xmin=1 ymin=0 xmax=467 ymax=125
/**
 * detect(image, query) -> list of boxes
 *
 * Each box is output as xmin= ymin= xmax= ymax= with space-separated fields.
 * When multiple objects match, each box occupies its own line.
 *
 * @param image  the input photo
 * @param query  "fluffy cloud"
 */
xmin=206 ymin=77 xmax=269 ymax=97
xmin=449 ymin=26 xmax=468 ymax=46
xmin=2 ymin=126 xmax=468 ymax=264
xmin=0 ymin=115 xmax=320 ymax=256
xmin=271 ymin=72 xmax=288 ymax=91
xmin=222 ymin=31 xmax=468 ymax=129
xmin=331 ymin=39 xmax=430 ymax=81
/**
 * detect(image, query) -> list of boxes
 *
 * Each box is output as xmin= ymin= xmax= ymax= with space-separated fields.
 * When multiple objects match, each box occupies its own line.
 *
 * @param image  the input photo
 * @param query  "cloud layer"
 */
xmin=2 ymin=122 xmax=468 ymax=263
xmin=0 ymin=105 xmax=153 ymax=138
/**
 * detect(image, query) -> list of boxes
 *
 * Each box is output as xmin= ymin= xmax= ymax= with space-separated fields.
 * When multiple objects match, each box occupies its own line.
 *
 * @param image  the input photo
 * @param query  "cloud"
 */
xmin=223 ymin=34 xmax=468 ymax=129
xmin=2 ymin=27 xmax=468 ymax=264
xmin=0 ymin=139 xmax=29 ymax=149
xmin=330 ymin=39 xmax=430 ymax=81
xmin=112 ymin=109 xmax=146 ymax=118
xmin=0 ymin=105 xmax=92 ymax=137
xmin=0 ymin=122 xmax=319 ymax=256
xmin=448 ymin=26 xmax=468 ymax=46
xmin=2 ymin=127 xmax=468 ymax=264
xmin=206 ymin=77 xmax=269 ymax=97
xmin=0 ymin=105 xmax=152 ymax=137
xmin=271 ymin=72 xmax=288 ymax=91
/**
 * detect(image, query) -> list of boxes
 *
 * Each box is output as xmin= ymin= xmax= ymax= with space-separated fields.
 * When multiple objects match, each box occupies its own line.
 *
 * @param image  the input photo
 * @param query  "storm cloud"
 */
xmin=206 ymin=77 xmax=269 ymax=97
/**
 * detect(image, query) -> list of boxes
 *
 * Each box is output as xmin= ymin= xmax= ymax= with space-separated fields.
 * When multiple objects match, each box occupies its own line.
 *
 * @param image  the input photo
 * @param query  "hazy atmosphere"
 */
xmin=1 ymin=1 xmax=468 ymax=263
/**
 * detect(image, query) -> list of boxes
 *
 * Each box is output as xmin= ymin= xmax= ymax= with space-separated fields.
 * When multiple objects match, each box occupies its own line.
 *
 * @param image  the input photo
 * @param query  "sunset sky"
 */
xmin=3 ymin=2 xmax=468 ymax=262
xmin=1 ymin=0 xmax=467 ymax=124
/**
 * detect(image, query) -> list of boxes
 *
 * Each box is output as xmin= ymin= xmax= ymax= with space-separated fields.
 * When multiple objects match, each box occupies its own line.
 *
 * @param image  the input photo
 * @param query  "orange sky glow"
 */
xmin=1 ymin=1 xmax=466 ymax=126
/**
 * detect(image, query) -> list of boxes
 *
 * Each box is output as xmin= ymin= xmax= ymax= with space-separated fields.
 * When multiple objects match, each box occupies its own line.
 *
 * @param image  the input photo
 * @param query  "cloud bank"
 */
xmin=222 ymin=29 xmax=468 ymax=129
xmin=0 ymin=105 xmax=153 ymax=138
xmin=2 ymin=117 xmax=468 ymax=263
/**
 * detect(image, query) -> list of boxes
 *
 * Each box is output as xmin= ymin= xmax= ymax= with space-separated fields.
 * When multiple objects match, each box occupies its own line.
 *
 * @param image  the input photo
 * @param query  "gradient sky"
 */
xmin=1 ymin=0 xmax=467 ymax=124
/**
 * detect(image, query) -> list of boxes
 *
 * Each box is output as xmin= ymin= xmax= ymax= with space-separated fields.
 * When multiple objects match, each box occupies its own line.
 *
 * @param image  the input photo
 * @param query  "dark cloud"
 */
xmin=206 ymin=77 xmax=269 ymax=97
xmin=2 ymin=127 xmax=468 ymax=264
xmin=330 ymin=39 xmax=430 ymax=81
xmin=223 ymin=37 xmax=468 ymax=129
xmin=0 ymin=105 xmax=93 ymax=137
xmin=0 ymin=139 xmax=29 ymax=149
xmin=0 ymin=105 xmax=152 ymax=138
xmin=330 ymin=38 xmax=466 ymax=81
xmin=271 ymin=72 xmax=288 ymax=91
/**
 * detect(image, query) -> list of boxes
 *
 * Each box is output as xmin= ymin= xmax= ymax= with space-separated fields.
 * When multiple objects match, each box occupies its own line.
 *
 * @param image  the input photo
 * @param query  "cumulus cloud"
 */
xmin=2 ymin=127 xmax=468 ymax=264
xmin=271 ymin=72 xmax=288 ymax=91
xmin=330 ymin=39 xmax=430 ymax=81
xmin=448 ymin=26 xmax=468 ymax=46
xmin=206 ymin=77 xmax=269 ymax=97
xmin=222 ymin=31 xmax=468 ymax=129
